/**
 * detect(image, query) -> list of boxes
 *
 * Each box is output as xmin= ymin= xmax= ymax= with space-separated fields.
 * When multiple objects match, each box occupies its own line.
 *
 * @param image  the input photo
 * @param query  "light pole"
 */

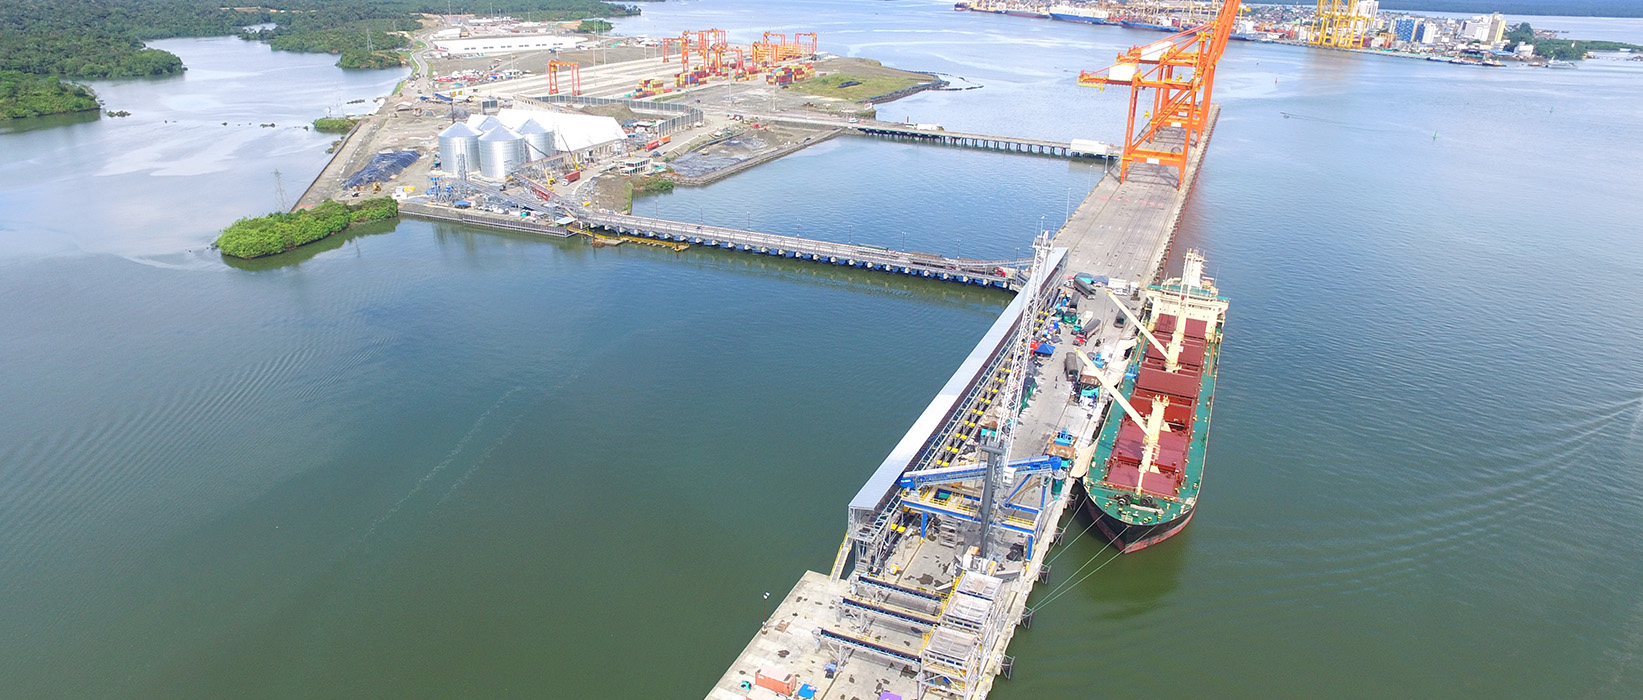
xmin=1065 ymin=187 xmax=1072 ymax=224
xmin=901 ymin=230 xmax=907 ymax=251
xmin=848 ymin=223 xmax=854 ymax=245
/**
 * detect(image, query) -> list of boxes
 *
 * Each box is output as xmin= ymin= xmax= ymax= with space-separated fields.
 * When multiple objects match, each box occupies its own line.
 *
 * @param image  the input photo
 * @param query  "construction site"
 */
xmin=295 ymin=24 xmax=964 ymax=214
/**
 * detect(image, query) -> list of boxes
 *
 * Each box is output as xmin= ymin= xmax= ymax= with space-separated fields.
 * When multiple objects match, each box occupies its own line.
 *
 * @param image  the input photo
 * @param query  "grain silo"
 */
xmin=516 ymin=118 xmax=555 ymax=161
xmin=477 ymin=126 xmax=523 ymax=179
xmin=437 ymin=122 xmax=480 ymax=178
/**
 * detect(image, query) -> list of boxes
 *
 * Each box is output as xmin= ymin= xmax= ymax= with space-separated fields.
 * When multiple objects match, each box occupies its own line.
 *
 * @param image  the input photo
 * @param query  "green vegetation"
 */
xmin=0 ymin=0 xmax=639 ymax=116
xmin=789 ymin=73 xmax=930 ymax=102
xmin=312 ymin=117 xmax=358 ymax=133
xmin=1 ymin=71 xmax=100 ymax=119
xmin=0 ymin=1 xmax=256 ymax=79
xmin=632 ymin=174 xmax=673 ymax=193
xmin=216 ymin=197 xmax=398 ymax=258
xmin=577 ymin=19 xmax=614 ymax=33
xmin=1505 ymin=23 xmax=1643 ymax=60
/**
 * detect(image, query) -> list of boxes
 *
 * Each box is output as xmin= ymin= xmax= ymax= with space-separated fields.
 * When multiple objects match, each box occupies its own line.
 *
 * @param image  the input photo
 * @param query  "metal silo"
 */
xmin=516 ymin=119 xmax=555 ymax=161
xmin=437 ymin=122 xmax=480 ymax=178
xmin=477 ymin=126 xmax=523 ymax=179
xmin=468 ymin=114 xmax=501 ymax=133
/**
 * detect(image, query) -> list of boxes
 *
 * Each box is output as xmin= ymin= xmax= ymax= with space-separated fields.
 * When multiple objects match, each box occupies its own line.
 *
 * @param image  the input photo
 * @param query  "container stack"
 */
xmin=674 ymin=69 xmax=711 ymax=88
xmin=765 ymin=62 xmax=816 ymax=86
xmin=631 ymin=78 xmax=668 ymax=99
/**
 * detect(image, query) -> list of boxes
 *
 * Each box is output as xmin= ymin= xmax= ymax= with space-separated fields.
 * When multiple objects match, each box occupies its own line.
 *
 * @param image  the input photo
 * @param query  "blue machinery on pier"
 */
xmin=837 ymin=246 xmax=1068 ymax=577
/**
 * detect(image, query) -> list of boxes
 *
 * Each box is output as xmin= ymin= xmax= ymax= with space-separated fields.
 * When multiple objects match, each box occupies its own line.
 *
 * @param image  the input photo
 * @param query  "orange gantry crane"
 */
xmin=1077 ymin=0 xmax=1240 ymax=186
xmin=751 ymin=31 xmax=816 ymax=65
xmin=661 ymin=36 xmax=688 ymax=69
xmin=661 ymin=29 xmax=732 ymax=72
xmin=792 ymin=32 xmax=817 ymax=56
xmin=546 ymin=60 xmax=581 ymax=96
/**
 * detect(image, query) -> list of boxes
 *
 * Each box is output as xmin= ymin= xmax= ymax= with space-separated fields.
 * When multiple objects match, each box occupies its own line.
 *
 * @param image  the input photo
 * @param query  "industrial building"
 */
xmin=432 ymin=35 xmax=588 ymax=55
xmin=436 ymin=108 xmax=624 ymax=181
xmin=492 ymin=108 xmax=628 ymax=161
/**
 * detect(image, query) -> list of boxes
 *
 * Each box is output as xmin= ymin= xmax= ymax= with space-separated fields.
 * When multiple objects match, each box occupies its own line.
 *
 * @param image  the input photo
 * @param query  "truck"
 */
xmin=1077 ymin=310 xmax=1102 ymax=334
xmin=1069 ymin=138 xmax=1114 ymax=158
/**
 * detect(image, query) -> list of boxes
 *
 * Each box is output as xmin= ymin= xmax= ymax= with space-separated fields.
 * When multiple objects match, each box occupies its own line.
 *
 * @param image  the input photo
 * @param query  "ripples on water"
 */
xmin=2 ymin=3 xmax=1643 ymax=698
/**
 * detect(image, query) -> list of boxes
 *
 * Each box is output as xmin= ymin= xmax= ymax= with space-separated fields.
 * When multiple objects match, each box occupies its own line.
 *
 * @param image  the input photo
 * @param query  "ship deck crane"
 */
xmin=1073 ymin=348 xmax=1171 ymax=496
xmin=1077 ymin=0 xmax=1240 ymax=185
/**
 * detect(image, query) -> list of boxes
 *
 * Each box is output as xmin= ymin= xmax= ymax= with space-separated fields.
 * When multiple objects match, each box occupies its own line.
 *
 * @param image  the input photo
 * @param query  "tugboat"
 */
xmin=1078 ymin=250 xmax=1229 ymax=552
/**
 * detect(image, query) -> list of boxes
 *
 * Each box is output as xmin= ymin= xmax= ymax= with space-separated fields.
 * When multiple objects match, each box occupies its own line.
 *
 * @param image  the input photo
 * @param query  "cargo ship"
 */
xmin=1121 ymin=19 xmax=1179 ymax=32
xmin=1082 ymin=250 xmax=1228 ymax=552
xmin=1048 ymin=4 xmax=1118 ymax=25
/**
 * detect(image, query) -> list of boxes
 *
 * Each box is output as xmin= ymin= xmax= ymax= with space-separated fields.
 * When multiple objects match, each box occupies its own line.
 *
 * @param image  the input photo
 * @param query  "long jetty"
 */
xmin=757 ymin=114 xmax=1116 ymax=159
xmin=575 ymin=210 xmax=1035 ymax=288
xmin=703 ymin=107 xmax=1219 ymax=700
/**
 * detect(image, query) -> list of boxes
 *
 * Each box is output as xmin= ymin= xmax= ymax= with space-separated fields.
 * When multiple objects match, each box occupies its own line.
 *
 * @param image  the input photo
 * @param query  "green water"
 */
xmin=4 ymin=4 xmax=1643 ymax=698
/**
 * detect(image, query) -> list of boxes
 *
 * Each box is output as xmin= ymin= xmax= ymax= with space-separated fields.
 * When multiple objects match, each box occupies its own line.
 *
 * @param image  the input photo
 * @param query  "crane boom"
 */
xmin=1101 ymin=287 xmax=1171 ymax=361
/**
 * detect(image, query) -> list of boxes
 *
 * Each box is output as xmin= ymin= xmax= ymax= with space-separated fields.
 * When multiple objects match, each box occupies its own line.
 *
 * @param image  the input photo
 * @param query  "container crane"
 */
xmin=1310 ymin=0 xmax=1372 ymax=48
xmin=1077 ymin=0 xmax=1240 ymax=186
xmin=546 ymin=60 xmax=581 ymax=96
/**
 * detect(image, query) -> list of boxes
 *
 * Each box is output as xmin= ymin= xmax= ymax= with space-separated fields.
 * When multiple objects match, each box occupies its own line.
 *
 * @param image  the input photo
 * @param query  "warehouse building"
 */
xmin=489 ymin=108 xmax=629 ymax=162
xmin=432 ymin=35 xmax=588 ymax=55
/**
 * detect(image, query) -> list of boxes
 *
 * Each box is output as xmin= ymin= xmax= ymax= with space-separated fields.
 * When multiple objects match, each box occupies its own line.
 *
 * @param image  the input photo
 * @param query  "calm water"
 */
xmin=4 ymin=3 xmax=1642 ymax=699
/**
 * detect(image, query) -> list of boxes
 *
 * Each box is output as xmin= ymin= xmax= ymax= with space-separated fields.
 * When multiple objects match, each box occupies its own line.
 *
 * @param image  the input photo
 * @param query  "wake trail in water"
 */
xmin=358 ymin=385 xmax=523 ymax=541
xmin=436 ymin=369 xmax=585 ymax=506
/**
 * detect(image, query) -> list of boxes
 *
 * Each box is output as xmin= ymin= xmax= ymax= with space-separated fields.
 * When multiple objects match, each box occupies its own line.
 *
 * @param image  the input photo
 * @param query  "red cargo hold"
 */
xmin=1136 ymin=367 xmax=1201 ymax=401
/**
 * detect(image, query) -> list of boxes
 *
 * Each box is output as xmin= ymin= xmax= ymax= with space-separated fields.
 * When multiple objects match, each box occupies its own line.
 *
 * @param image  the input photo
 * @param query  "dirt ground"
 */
xmin=666 ymin=124 xmax=822 ymax=178
xmin=589 ymin=173 xmax=629 ymax=211
xmin=579 ymin=103 xmax=641 ymax=121
xmin=644 ymin=54 xmax=939 ymax=119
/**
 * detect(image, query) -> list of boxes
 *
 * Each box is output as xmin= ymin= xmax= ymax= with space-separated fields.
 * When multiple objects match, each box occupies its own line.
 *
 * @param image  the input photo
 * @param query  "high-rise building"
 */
xmin=1462 ymin=18 xmax=1484 ymax=42
xmin=1485 ymin=13 xmax=1506 ymax=44
xmin=1415 ymin=21 xmax=1438 ymax=44
xmin=1394 ymin=17 xmax=1419 ymax=42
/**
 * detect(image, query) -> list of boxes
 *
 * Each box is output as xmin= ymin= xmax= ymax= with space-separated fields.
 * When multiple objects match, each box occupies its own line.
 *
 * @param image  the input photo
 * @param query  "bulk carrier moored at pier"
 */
xmin=1081 ymin=250 xmax=1228 ymax=553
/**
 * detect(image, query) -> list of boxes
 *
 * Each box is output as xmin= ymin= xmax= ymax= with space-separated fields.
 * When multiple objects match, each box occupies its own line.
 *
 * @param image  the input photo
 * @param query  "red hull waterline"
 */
xmin=1085 ymin=497 xmax=1194 ymax=553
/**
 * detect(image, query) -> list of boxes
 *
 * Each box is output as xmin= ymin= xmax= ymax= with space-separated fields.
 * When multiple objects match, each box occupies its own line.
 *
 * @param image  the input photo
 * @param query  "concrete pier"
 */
xmin=703 ymin=107 xmax=1219 ymax=700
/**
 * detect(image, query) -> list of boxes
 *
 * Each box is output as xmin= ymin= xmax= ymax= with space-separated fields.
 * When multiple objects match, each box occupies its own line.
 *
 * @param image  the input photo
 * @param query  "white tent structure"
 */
xmin=493 ymin=107 xmax=628 ymax=161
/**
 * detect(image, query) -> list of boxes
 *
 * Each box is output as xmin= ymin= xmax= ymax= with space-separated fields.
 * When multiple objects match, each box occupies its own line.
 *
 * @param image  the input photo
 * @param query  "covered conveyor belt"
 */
xmin=901 ymin=490 xmax=1039 ymax=536
xmin=817 ymin=627 xmax=924 ymax=664
xmin=855 ymin=575 xmax=943 ymax=604
xmin=896 ymin=455 xmax=1065 ymax=488
xmin=840 ymin=597 xmax=940 ymax=628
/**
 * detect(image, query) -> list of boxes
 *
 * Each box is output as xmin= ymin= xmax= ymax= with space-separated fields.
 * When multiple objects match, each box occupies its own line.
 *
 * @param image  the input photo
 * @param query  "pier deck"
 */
xmin=703 ymin=107 xmax=1218 ymax=700
xmin=576 ymin=209 xmax=1034 ymax=288
xmin=757 ymin=114 xmax=1115 ymax=160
